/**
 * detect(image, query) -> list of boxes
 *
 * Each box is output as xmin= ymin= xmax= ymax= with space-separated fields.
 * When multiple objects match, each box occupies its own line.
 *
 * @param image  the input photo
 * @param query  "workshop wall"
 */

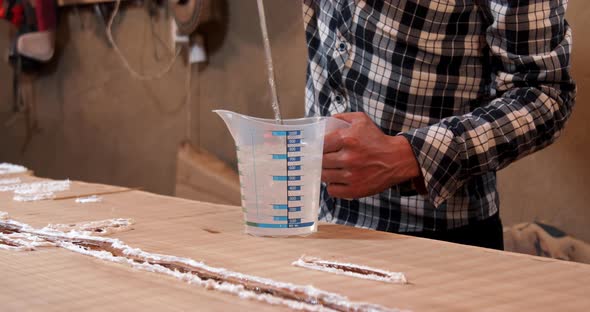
xmin=0 ymin=1 xmax=588 ymax=243
xmin=498 ymin=1 xmax=590 ymax=243
xmin=0 ymin=6 xmax=192 ymax=195
xmin=0 ymin=0 xmax=306 ymax=196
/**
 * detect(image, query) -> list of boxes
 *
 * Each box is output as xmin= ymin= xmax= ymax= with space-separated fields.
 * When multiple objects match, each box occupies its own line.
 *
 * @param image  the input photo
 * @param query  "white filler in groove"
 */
xmin=0 ymin=213 xmax=405 ymax=312
xmin=0 ymin=177 xmax=21 ymax=185
xmin=44 ymin=218 xmax=134 ymax=236
xmin=293 ymin=256 xmax=408 ymax=284
xmin=0 ymin=212 xmax=56 ymax=251
xmin=7 ymin=180 xmax=71 ymax=201
xmin=0 ymin=163 xmax=27 ymax=175
xmin=75 ymin=195 xmax=103 ymax=203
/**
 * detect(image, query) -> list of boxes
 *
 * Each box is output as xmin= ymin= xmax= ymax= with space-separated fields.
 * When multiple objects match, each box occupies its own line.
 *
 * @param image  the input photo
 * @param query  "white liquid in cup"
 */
xmin=215 ymin=110 xmax=349 ymax=237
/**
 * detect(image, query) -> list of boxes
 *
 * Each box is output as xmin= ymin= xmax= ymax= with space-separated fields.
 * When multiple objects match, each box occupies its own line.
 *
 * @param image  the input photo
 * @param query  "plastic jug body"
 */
xmin=215 ymin=110 xmax=348 ymax=236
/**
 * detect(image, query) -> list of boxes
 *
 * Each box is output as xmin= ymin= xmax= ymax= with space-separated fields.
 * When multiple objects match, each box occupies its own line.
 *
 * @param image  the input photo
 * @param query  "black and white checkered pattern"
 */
xmin=303 ymin=0 xmax=576 ymax=232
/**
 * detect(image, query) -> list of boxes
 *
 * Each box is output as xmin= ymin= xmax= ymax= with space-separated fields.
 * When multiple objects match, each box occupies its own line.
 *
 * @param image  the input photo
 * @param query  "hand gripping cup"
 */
xmin=214 ymin=110 xmax=350 ymax=237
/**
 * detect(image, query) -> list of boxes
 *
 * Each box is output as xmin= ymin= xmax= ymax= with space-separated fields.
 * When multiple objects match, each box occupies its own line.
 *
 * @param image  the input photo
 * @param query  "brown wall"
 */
xmin=499 ymin=1 xmax=590 ymax=242
xmin=0 ymin=7 xmax=193 ymax=195
xmin=0 ymin=1 xmax=306 ymax=195
xmin=0 ymin=1 xmax=588 ymax=240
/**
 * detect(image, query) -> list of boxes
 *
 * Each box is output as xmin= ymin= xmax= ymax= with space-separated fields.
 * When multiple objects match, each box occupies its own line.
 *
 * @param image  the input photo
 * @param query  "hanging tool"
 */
xmin=169 ymin=0 xmax=203 ymax=36
xmin=2 ymin=0 xmax=57 ymax=153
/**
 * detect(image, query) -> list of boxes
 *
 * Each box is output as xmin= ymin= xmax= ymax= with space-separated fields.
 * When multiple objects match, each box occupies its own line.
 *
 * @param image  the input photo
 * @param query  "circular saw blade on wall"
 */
xmin=170 ymin=0 xmax=205 ymax=35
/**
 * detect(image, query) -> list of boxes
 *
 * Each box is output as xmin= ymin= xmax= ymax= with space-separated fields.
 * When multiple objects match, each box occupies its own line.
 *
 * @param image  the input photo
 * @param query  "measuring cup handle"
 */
xmin=324 ymin=117 xmax=351 ymax=134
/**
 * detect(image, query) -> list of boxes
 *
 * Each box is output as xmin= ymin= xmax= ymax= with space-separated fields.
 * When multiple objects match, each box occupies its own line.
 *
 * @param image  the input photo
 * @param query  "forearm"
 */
xmin=401 ymin=83 xmax=574 ymax=206
xmin=401 ymin=0 xmax=576 ymax=207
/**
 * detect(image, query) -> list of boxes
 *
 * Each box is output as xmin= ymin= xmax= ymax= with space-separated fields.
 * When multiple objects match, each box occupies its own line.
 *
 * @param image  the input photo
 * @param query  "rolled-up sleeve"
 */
xmin=400 ymin=0 xmax=576 ymax=208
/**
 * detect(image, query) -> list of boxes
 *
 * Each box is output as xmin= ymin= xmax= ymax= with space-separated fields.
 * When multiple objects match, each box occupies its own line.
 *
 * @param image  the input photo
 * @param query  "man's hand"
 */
xmin=322 ymin=112 xmax=422 ymax=199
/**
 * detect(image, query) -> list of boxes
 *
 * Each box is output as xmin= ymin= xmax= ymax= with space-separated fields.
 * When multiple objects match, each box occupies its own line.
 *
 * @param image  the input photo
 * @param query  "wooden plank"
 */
xmin=174 ymin=142 xmax=241 ymax=205
xmin=1 ymin=176 xmax=590 ymax=311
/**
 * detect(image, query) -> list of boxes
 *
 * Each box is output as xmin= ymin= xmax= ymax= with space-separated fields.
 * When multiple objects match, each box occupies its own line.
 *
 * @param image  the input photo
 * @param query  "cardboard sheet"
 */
xmin=1 ymin=174 xmax=589 ymax=311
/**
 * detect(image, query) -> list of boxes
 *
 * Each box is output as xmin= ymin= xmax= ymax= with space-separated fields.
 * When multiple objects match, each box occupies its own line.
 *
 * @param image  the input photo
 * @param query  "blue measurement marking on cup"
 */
xmin=272 ymin=154 xmax=287 ymax=160
xmin=246 ymin=222 xmax=316 ymax=228
xmin=272 ymin=176 xmax=302 ymax=181
xmin=250 ymin=130 xmax=260 ymax=217
xmin=246 ymin=128 xmax=314 ymax=230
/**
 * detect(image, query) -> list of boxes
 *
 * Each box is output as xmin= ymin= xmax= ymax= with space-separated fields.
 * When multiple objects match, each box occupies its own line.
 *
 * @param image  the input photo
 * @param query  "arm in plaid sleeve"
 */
xmin=400 ymin=0 xmax=576 ymax=208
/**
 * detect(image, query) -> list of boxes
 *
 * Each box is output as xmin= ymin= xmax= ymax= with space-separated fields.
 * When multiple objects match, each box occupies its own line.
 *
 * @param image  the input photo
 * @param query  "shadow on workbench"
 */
xmin=296 ymin=224 xmax=402 ymax=241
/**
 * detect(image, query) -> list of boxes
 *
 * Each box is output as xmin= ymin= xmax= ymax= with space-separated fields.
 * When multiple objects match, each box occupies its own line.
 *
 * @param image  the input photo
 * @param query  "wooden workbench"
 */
xmin=1 ymin=173 xmax=589 ymax=311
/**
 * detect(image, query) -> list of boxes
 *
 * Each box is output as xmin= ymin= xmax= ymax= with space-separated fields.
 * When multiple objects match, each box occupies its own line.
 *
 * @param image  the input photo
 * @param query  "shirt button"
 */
xmin=337 ymin=42 xmax=347 ymax=52
xmin=334 ymin=94 xmax=344 ymax=104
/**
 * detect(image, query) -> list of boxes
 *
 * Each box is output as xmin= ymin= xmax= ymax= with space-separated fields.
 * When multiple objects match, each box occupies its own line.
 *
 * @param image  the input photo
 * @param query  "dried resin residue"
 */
xmin=0 ymin=180 xmax=69 ymax=193
xmin=0 ymin=216 xmax=56 ymax=251
xmin=0 ymin=214 xmax=402 ymax=312
xmin=0 ymin=232 xmax=56 ymax=251
xmin=0 ymin=212 xmax=54 ymax=251
xmin=0 ymin=181 xmax=33 ymax=192
xmin=45 ymin=218 xmax=134 ymax=236
xmin=0 ymin=232 xmax=37 ymax=251
xmin=11 ymin=180 xmax=71 ymax=202
xmin=293 ymin=256 xmax=408 ymax=284
xmin=75 ymin=195 xmax=103 ymax=203
xmin=0 ymin=163 xmax=27 ymax=175
xmin=0 ymin=177 xmax=21 ymax=185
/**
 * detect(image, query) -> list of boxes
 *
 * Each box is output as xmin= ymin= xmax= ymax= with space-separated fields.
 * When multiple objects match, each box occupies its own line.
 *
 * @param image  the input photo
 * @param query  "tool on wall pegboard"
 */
xmin=170 ymin=0 xmax=202 ymax=36
xmin=164 ymin=0 xmax=209 ymax=149
xmin=169 ymin=0 xmax=204 ymax=146
xmin=1 ymin=0 xmax=58 ymax=153
xmin=1 ymin=0 xmax=212 ymax=153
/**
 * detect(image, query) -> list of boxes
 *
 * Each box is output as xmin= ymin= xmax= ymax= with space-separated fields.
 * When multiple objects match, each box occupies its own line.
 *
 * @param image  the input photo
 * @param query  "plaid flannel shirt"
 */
xmin=303 ymin=0 xmax=576 ymax=232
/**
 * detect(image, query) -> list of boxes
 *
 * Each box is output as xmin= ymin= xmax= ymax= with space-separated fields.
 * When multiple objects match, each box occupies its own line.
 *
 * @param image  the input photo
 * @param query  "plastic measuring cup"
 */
xmin=214 ymin=110 xmax=350 ymax=237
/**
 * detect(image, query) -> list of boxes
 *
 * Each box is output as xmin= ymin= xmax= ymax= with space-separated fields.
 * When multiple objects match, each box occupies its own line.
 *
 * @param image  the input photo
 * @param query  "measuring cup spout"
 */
xmin=213 ymin=109 xmax=244 ymax=142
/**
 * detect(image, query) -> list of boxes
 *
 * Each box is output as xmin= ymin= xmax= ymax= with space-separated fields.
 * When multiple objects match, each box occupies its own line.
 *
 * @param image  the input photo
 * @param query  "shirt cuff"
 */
xmin=399 ymin=125 xmax=466 ymax=208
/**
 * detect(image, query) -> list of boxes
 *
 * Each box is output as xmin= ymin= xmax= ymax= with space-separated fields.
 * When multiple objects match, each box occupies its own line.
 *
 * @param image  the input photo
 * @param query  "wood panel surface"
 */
xmin=1 ymin=174 xmax=590 ymax=311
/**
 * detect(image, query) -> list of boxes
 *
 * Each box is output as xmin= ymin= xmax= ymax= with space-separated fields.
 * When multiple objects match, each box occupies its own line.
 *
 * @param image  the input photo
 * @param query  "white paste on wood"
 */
xmin=0 ymin=232 xmax=56 ymax=251
xmin=0 ymin=178 xmax=21 ymax=185
xmin=293 ymin=256 xmax=408 ymax=284
xmin=75 ymin=195 xmax=103 ymax=203
xmin=45 ymin=218 xmax=134 ymax=236
xmin=1 ymin=180 xmax=72 ymax=201
xmin=0 ymin=163 xmax=27 ymax=175
xmin=0 ymin=213 xmax=403 ymax=312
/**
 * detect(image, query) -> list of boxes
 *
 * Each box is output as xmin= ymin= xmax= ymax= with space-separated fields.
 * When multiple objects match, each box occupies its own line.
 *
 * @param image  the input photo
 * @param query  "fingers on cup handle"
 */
xmin=323 ymin=131 xmax=344 ymax=153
